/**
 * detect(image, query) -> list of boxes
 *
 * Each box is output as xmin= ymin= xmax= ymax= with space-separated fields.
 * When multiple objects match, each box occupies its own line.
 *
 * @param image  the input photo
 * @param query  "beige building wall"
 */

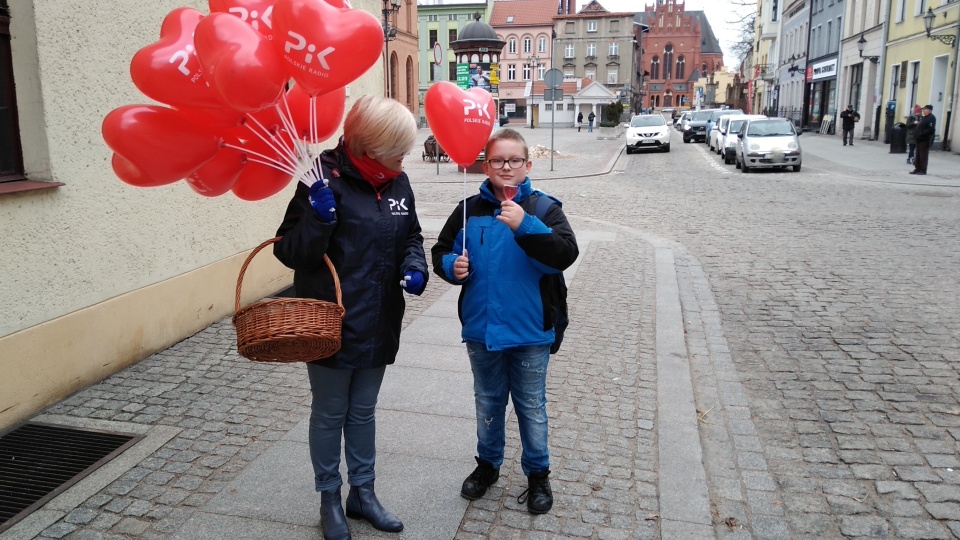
xmin=0 ymin=0 xmax=383 ymax=432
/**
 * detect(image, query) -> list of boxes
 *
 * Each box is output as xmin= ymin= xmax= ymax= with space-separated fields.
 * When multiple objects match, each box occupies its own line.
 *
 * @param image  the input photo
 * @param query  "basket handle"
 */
xmin=235 ymin=237 xmax=343 ymax=313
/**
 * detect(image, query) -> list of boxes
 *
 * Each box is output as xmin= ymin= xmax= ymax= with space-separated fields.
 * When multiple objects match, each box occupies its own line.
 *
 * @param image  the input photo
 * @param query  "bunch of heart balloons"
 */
xmin=102 ymin=0 xmax=383 ymax=201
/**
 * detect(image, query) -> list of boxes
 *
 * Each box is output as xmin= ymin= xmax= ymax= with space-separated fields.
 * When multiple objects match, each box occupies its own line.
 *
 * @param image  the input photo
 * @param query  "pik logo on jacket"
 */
xmin=388 ymin=198 xmax=408 ymax=216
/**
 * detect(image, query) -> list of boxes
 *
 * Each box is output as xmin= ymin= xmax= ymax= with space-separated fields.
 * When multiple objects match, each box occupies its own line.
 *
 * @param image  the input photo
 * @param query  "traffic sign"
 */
xmin=544 ymin=88 xmax=563 ymax=101
xmin=433 ymin=42 xmax=443 ymax=66
xmin=544 ymin=69 xmax=563 ymax=89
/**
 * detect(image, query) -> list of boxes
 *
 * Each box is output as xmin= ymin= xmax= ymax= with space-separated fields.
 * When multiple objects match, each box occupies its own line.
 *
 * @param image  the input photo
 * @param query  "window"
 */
xmin=611 ymin=20 xmax=620 ymax=32
xmin=676 ymin=55 xmax=685 ymax=79
xmin=586 ymin=68 xmax=595 ymax=79
xmin=538 ymin=36 xmax=547 ymax=52
xmin=849 ymin=63 xmax=862 ymax=111
xmin=508 ymin=37 xmax=517 ymax=54
xmin=827 ymin=21 xmax=832 ymax=54
xmin=507 ymin=64 xmax=516 ymax=80
xmin=587 ymin=20 xmax=597 ymax=32
xmin=429 ymin=30 xmax=438 ymax=48
xmin=556 ymin=103 xmax=565 ymax=111
xmin=429 ymin=61 xmax=436 ymax=82
xmin=663 ymin=45 xmax=673 ymax=79
xmin=565 ymin=43 xmax=574 ymax=58
xmin=909 ymin=61 xmax=920 ymax=106
xmin=545 ymin=103 xmax=553 ymax=111
xmin=448 ymin=14 xmax=457 ymax=21
xmin=890 ymin=64 xmax=900 ymax=100
xmin=563 ymin=68 xmax=575 ymax=78
xmin=772 ymin=0 xmax=779 ymax=20
xmin=607 ymin=70 xmax=618 ymax=85
xmin=651 ymin=56 xmax=660 ymax=79
xmin=448 ymin=28 xmax=457 ymax=43
xmin=523 ymin=64 xmax=531 ymax=80
xmin=701 ymin=62 xmax=707 ymax=76
xmin=506 ymin=15 xmax=514 ymax=23
xmin=896 ymin=0 xmax=905 ymax=21
xmin=538 ymin=64 xmax=545 ymax=80
xmin=915 ymin=0 xmax=926 ymax=16
xmin=449 ymin=61 xmax=457 ymax=81
xmin=427 ymin=14 xmax=438 ymax=22
xmin=0 ymin=0 xmax=23 ymax=181
xmin=523 ymin=37 xmax=532 ymax=53
xmin=587 ymin=42 xmax=596 ymax=57
xmin=609 ymin=42 xmax=618 ymax=56
xmin=565 ymin=21 xmax=575 ymax=33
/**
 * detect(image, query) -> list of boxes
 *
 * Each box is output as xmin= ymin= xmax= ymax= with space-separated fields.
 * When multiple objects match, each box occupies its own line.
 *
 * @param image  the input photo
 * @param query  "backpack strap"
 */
xmin=531 ymin=191 xmax=561 ymax=221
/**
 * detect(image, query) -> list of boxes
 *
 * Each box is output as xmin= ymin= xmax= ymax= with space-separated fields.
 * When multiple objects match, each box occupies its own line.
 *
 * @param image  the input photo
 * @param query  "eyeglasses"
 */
xmin=485 ymin=158 xmax=528 ymax=169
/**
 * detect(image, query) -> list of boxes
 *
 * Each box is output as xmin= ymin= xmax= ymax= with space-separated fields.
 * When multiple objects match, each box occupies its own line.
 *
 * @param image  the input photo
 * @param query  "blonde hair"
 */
xmin=343 ymin=95 xmax=417 ymax=159
xmin=484 ymin=128 xmax=529 ymax=159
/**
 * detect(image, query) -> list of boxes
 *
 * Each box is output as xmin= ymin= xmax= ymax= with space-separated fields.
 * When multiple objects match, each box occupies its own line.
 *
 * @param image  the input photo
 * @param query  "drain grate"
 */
xmin=0 ymin=422 xmax=142 ymax=533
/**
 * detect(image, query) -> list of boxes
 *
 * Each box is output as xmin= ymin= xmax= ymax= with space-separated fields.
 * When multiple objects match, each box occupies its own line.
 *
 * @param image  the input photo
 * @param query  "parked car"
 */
xmin=675 ymin=111 xmax=691 ymax=131
xmin=625 ymin=114 xmax=671 ymax=153
xmin=682 ymin=109 xmax=716 ymax=143
xmin=720 ymin=115 xmax=766 ymax=164
xmin=735 ymin=118 xmax=803 ymax=172
xmin=705 ymin=109 xmax=744 ymax=148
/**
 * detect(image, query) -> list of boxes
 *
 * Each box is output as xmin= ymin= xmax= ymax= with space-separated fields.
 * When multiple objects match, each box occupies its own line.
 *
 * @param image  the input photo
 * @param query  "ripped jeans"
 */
xmin=465 ymin=342 xmax=551 ymax=475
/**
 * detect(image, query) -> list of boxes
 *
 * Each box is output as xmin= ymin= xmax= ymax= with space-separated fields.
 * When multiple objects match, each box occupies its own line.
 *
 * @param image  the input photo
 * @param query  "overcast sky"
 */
xmin=578 ymin=0 xmax=753 ymax=69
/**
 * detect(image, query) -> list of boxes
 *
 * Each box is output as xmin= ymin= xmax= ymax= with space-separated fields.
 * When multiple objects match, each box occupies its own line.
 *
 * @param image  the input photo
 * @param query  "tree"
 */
xmin=723 ymin=0 xmax=757 ymax=63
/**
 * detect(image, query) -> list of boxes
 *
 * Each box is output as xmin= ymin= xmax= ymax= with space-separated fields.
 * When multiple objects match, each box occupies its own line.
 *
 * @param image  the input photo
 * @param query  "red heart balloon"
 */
xmin=194 ymin=12 xmax=287 ymax=112
xmin=130 ymin=8 xmax=225 ymax=109
xmin=424 ymin=82 xmax=496 ymax=167
xmin=176 ymin=105 xmax=246 ymax=130
xmin=254 ymin=84 xmax=345 ymax=142
xmin=271 ymin=0 xmax=383 ymax=96
xmin=208 ymin=0 xmax=276 ymax=38
xmin=228 ymin=128 xmax=298 ymax=200
xmin=185 ymin=145 xmax=247 ymax=196
xmin=102 ymin=105 xmax=221 ymax=187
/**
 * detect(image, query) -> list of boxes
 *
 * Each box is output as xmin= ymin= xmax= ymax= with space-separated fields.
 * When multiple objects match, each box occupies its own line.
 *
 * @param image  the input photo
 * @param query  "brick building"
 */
xmin=637 ymin=0 xmax=723 ymax=109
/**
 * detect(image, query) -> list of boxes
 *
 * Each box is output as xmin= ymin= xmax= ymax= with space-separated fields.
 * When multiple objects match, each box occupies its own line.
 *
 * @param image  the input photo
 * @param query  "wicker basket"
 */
xmin=232 ymin=237 xmax=345 ymax=363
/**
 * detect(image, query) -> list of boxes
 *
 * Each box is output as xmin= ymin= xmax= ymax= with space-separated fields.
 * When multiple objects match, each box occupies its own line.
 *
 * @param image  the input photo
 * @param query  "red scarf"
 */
xmin=347 ymin=151 xmax=400 ymax=188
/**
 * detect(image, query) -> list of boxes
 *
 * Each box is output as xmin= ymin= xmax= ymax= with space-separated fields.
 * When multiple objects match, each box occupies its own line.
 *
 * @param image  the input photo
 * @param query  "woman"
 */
xmin=273 ymin=95 xmax=427 ymax=540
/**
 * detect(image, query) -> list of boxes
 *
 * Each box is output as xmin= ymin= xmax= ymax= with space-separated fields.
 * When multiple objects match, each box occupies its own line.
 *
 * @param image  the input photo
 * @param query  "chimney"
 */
xmin=577 ymin=78 xmax=582 ymax=90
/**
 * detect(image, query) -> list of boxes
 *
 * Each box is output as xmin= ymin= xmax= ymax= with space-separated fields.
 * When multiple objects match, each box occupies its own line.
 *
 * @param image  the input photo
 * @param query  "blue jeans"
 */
xmin=306 ymin=363 xmax=386 ymax=492
xmin=588 ymin=121 xmax=594 ymax=132
xmin=465 ymin=342 xmax=551 ymax=475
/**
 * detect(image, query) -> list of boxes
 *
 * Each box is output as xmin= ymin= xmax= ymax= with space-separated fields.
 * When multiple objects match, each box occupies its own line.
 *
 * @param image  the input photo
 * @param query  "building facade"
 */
xmin=804 ymin=0 xmax=844 ymax=131
xmin=752 ymin=0 xmax=780 ymax=115
xmin=776 ymin=0 xmax=809 ymax=125
xmin=489 ymin=0 xmax=557 ymax=124
xmin=838 ymin=0 xmax=887 ymax=140
xmin=553 ymin=1 xmax=638 ymax=103
xmin=417 ymin=0 xmax=490 ymax=125
xmin=636 ymin=0 xmax=723 ymax=110
xmin=386 ymin=0 xmax=421 ymax=116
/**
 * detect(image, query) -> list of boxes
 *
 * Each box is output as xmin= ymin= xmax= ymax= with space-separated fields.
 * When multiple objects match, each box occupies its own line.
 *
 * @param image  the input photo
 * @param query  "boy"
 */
xmin=431 ymin=129 xmax=579 ymax=514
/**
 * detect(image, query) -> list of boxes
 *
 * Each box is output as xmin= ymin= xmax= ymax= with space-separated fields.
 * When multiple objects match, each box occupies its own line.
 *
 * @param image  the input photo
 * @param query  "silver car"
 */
xmin=721 ymin=115 xmax=766 ymax=164
xmin=736 ymin=118 xmax=802 ymax=173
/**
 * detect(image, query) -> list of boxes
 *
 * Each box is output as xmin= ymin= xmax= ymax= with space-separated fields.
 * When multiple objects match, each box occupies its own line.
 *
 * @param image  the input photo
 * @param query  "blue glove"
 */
xmin=308 ymin=182 xmax=336 ymax=223
xmin=400 ymin=270 xmax=425 ymax=295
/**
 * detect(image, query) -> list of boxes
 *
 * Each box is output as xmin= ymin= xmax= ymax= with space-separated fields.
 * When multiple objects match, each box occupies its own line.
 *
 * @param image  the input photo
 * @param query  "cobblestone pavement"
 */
xmin=10 ymin=125 xmax=960 ymax=539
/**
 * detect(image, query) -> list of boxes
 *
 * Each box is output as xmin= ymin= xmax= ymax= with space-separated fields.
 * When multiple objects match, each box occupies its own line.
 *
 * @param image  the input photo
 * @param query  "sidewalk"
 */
xmin=2 ymin=128 xmax=723 ymax=539
xmin=799 ymin=132 xmax=960 ymax=187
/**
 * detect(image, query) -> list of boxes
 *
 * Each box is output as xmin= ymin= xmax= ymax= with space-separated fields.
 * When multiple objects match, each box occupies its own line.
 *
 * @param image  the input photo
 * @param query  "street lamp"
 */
xmin=382 ymin=0 xmax=402 ymax=97
xmin=526 ymin=54 xmax=541 ymax=81
xmin=856 ymin=34 xmax=880 ymax=63
xmin=924 ymin=7 xmax=956 ymax=46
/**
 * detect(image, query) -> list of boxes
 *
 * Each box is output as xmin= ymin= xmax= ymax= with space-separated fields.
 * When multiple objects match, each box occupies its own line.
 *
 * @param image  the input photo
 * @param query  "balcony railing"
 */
xmin=585 ymin=55 xmax=597 ymax=62
xmin=607 ymin=54 xmax=619 ymax=60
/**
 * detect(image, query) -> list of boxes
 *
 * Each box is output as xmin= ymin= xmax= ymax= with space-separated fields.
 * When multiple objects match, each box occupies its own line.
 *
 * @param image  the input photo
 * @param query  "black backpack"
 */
xmin=531 ymin=194 xmax=569 ymax=354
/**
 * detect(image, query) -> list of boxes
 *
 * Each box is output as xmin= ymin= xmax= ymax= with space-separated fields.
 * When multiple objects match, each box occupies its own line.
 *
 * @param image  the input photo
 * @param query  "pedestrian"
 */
xmin=273 ymin=95 xmax=428 ymax=540
xmin=577 ymin=111 xmax=583 ymax=132
xmin=839 ymin=104 xmax=860 ymax=146
xmin=905 ymin=111 xmax=918 ymax=164
xmin=587 ymin=111 xmax=596 ymax=132
xmin=430 ymin=128 xmax=579 ymax=515
xmin=911 ymin=104 xmax=936 ymax=175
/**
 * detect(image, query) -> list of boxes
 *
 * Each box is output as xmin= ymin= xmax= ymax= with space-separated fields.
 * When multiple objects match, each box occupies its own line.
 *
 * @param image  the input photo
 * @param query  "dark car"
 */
xmin=682 ymin=109 xmax=716 ymax=143
xmin=499 ymin=115 xmax=510 ymax=127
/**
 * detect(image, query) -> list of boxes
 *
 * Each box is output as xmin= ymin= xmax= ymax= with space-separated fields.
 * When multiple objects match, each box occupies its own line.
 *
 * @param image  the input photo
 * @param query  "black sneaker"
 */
xmin=517 ymin=469 xmax=553 ymax=514
xmin=460 ymin=457 xmax=499 ymax=500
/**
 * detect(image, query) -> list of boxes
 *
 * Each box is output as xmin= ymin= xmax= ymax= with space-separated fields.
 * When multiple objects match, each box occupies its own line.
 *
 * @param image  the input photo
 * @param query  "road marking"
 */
xmin=695 ymin=144 xmax=732 ymax=174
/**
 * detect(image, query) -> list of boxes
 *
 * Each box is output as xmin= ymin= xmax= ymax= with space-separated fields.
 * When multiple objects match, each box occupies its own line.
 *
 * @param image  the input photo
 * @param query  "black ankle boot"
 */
xmin=345 ymin=482 xmax=403 ymax=533
xmin=461 ymin=456 xmax=500 ymax=500
xmin=320 ymin=489 xmax=351 ymax=540
xmin=518 ymin=469 xmax=553 ymax=514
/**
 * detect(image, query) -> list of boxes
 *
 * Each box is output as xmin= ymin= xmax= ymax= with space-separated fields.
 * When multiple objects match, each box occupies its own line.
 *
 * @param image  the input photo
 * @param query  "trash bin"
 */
xmin=890 ymin=122 xmax=907 ymax=153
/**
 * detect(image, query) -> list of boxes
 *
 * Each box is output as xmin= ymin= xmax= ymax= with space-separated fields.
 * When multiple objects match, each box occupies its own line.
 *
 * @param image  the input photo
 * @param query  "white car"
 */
xmin=625 ymin=114 xmax=671 ymax=154
xmin=720 ymin=115 xmax=766 ymax=164
xmin=736 ymin=118 xmax=803 ymax=172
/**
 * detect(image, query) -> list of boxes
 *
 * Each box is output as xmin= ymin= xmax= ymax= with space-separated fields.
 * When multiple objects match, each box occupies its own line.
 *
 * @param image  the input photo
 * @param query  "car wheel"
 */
xmin=663 ymin=144 xmax=670 ymax=152
xmin=723 ymin=156 xmax=730 ymax=165
xmin=741 ymin=161 xmax=749 ymax=173
xmin=625 ymin=146 xmax=632 ymax=155
xmin=735 ymin=157 xmax=741 ymax=169
xmin=683 ymin=137 xmax=690 ymax=143
xmin=793 ymin=164 xmax=801 ymax=172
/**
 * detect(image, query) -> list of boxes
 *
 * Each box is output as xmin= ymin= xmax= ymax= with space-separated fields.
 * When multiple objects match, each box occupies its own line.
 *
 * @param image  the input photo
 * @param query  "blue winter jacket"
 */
xmin=431 ymin=178 xmax=578 ymax=351
xmin=273 ymin=141 xmax=428 ymax=368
